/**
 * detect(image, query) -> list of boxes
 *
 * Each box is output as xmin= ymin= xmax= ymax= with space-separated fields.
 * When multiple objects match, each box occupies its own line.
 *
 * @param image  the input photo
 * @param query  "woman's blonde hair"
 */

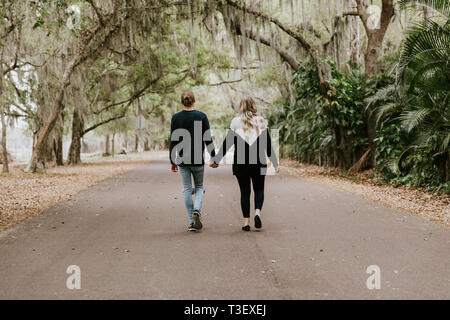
xmin=238 ymin=96 xmax=258 ymax=130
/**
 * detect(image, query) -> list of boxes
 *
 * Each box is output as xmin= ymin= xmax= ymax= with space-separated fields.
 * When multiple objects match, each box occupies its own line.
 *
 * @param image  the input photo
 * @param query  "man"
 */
xmin=170 ymin=90 xmax=218 ymax=232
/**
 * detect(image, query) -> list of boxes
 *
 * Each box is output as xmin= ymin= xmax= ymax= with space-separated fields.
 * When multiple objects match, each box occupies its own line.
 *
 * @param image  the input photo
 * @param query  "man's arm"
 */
xmin=169 ymin=116 xmax=177 ymax=170
xmin=203 ymin=115 xmax=216 ymax=159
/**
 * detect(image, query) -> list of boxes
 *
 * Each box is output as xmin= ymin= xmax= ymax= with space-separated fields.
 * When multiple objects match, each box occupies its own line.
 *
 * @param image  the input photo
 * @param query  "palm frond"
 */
xmin=399 ymin=108 xmax=432 ymax=133
xmin=398 ymin=0 xmax=450 ymax=17
xmin=408 ymin=60 xmax=450 ymax=91
xmin=399 ymin=19 xmax=450 ymax=70
xmin=387 ymin=157 xmax=400 ymax=174
xmin=375 ymin=102 xmax=401 ymax=127
xmin=441 ymin=131 xmax=450 ymax=152
xmin=397 ymin=145 xmax=418 ymax=173
xmin=365 ymin=84 xmax=397 ymax=106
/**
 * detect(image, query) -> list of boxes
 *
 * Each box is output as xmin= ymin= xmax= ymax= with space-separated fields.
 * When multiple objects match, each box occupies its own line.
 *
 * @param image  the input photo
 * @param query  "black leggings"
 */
xmin=236 ymin=174 xmax=265 ymax=218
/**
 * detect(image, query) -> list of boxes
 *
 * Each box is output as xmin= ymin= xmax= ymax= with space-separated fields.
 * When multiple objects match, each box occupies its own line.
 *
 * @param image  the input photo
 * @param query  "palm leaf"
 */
xmin=375 ymin=102 xmax=401 ymax=127
xmin=397 ymin=145 xmax=418 ymax=173
xmin=365 ymin=84 xmax=396 ymax=106
xmin=399 ymin=19 xmax=450 ymax=70
xmin=441 ymin=131 xmax=450 ymax=152
xmin=398 ymin=0 xmax=450 ymax=17
xmin=399 ymin=108 xmax=432 ymax=133
xmin=408 ymin=60 xmax=450 ymax=91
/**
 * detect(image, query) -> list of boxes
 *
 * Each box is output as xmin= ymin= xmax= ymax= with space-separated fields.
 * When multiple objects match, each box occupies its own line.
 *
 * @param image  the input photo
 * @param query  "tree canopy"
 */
xmin=0 ymin=0 xmax=448 ymax=192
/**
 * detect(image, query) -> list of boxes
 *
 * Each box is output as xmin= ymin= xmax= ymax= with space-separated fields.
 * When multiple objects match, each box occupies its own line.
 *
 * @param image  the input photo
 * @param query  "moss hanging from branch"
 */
xmin=217 ymin=0 xmax=332 ymax=96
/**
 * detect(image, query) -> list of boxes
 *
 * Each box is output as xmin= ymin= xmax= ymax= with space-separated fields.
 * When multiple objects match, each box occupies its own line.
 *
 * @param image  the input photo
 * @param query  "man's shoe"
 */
xmin=192 ymin=211 xmax=203 ymax=230
xmin=242 ymin=225 xmax=251 ymax=232
xmin=188 ymin=223 xmax=198 ymax=232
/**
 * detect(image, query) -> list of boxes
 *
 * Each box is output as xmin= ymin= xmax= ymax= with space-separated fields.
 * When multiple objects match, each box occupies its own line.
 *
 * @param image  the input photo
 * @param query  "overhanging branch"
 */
xmin=221 ymin=0 xmax=331 ymax=95
xmin=208 ymin=78 xmax=243 ymax=86
xmin=83 ymin=110 xmax=127 ymax=135
xmin=224 ymin=0 xmax=312 ymax=52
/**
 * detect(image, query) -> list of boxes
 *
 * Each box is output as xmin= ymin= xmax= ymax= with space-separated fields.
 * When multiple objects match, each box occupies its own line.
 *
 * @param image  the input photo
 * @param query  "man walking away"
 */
xmin=169 ymin=91 xmax=217 ymax=232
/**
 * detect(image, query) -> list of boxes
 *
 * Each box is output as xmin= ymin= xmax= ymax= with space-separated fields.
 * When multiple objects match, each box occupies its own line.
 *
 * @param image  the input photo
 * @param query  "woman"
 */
xmin=213 ymin=96 xmax=279 ymax=231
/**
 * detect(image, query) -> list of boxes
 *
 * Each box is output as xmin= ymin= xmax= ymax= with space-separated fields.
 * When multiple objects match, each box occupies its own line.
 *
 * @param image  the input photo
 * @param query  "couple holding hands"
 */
xmin=170 ymin=91 xmax=279 ymax=232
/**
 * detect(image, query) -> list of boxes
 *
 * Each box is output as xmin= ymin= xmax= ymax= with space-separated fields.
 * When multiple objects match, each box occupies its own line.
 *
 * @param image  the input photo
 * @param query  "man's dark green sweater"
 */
xmin=169 ymin=110 xmax=216 ymax=166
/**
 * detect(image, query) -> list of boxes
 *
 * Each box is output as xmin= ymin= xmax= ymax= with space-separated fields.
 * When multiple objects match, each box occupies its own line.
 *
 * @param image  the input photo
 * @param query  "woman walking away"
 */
xmin=212 ymin=96 xmax=279 ymax=231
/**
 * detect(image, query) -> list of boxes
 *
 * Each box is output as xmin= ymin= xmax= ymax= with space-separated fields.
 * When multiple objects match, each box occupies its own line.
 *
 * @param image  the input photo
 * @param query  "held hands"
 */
xmin=172 ymin=163 xmax=218 ymax=171
xmin=209 ymin=162 xmax=219 ymax=169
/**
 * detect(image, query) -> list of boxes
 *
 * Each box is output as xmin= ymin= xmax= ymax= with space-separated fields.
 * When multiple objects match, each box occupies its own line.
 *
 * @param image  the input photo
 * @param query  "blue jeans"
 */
xmin=179 ymin=165 xmax=205 ymax=224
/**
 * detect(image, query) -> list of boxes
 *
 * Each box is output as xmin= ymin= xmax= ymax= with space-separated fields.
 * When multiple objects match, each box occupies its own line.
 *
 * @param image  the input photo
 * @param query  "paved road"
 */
xmin=0 ymin=159 xmax=449 ymax=299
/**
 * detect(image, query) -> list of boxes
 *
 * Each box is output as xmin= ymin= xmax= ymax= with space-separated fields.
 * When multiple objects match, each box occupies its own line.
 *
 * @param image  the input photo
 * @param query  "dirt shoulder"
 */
xmin=280 ymin=159 xmax=450 ymax=227
xmin=0 ymin=152 xmax=165 ymax=232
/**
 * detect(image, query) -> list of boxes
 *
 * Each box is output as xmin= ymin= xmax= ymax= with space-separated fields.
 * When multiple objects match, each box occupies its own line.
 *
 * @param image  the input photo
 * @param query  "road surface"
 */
xmin=0 ymin=159 xmax=449 ymax=299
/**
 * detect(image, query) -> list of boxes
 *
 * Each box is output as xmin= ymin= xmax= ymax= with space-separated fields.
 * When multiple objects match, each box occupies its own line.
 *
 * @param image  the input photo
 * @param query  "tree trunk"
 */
xmin=364 ymin=33 xmax=385 ymax=80
xmin=354 ymin=0 xmax=395 ymax=169
xmin=123 ymin=131 xmax=128 ymax=152
xmin=143 ymin=137 xmax=150 ymax=151
xmin=134 ymin=133 xmax=139 ymax=152
xmin=55 ymin=111 xmax=64 ymax=166
xmin=111 ymin=133 xmax=115 ymax=157
xmin=25 ymin=8 xmax=123 ymax=172
xmin=26 ymin=56 xmax=80 ymax=172
xmin=104 ymin=134 xmax=110 ymax=156
xmin=445 ymin=152 xmax=449 ymax=182
xmin=1 ymin=109 xmax=9 ymax=173
xmin=348 ymin=147 xmax=371 ymax=173
xmin=357 ymin=0 xmax=395 ymax=78
xmin=364 ymin=33 xmax=390 ymax=167
xmin=55 ymin=134 xmax=64 ymax=166
xmin=68 ymin=109 xmax=84 ymax=165
xmin=334 ymin=126 xmax=351 ymax=170
xmin=46 ymin=139 xmax=54 ymax=163
xmin=349 ymin=0 xmax=360 ymax=63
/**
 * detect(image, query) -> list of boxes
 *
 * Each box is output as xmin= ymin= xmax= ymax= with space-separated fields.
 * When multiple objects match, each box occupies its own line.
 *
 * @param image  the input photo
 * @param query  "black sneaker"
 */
xmin=188 ymin=223 xmax=198 ymax=232
xmin=192 ymin=210 xmax=203 ymax=230
xmin=242 ymin=225 xmax=251 ymax=232
xmin=254 ymin=215 xmax=262 ymax=229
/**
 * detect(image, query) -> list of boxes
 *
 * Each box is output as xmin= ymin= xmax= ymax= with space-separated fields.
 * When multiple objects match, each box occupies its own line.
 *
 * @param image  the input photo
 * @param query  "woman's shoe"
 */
xmin=242 ymin=225 xmax=251 ymax=232
xmin=254 ymin=215 xmax=262 ymax=229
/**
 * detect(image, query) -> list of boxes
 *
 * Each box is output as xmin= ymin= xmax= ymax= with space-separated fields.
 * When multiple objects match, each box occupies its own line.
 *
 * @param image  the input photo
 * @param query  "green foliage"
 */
xmin=385 ymin=1 xmax=449 ymax=192
xmin=269 ymin=0 xmax=450 ymax=193
xmin=270 ymin=61 xmax=368 ymax=167
xmin=398 ymin=0 xmax=450 ymax=17
xmin=366 ymin=31 xmax=448 ymax=191
xmin=327 ymin=61 xmax=367 ymax=141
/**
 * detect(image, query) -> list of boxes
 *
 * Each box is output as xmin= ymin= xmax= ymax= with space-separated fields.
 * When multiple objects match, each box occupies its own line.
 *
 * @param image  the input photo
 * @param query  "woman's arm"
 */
xmin=212 ymin=128 xmax=235 ymax=165
xmin=266 ymin=129 xmax=279 ymax=170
